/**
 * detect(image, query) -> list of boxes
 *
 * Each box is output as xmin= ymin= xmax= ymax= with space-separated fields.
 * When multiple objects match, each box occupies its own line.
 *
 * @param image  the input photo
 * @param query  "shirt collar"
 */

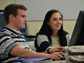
xmin=3 ymin=26 xmax=22 ymax=35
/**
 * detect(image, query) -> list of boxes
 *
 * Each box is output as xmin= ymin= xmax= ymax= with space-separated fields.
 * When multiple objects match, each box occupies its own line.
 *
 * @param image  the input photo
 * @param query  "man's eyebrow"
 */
xmin=21 ymin=15 xmax=26 ymax=16
xmin=21 ymin=15 xmax=26 ymax=17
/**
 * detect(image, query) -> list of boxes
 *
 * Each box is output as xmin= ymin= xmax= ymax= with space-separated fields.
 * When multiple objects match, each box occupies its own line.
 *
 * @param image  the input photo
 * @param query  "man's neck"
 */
xmin=7 ymin=24 xmax=19 ymax=31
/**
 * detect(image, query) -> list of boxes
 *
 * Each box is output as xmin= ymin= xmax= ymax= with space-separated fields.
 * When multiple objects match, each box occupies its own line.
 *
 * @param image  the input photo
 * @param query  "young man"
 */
xmin=0 ymin=4 xmax=64 ymax=63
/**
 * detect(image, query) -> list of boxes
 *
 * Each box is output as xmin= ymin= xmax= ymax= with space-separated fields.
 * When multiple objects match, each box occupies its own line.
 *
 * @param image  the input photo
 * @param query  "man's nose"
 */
xmin=24 ymin=18 xmax=27 ymax=21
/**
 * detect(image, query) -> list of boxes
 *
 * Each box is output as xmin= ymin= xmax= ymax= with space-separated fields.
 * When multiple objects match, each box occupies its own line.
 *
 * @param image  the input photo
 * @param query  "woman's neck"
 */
xmin=52 ymin=31 xmax=59 ymax=38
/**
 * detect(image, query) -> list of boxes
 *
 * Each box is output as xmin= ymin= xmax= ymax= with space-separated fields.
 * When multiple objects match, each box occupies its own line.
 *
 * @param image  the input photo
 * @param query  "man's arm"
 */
xmin=10 ymin=45 xmax=64 ymax=60
xmin=10 ymin=45 xmax=47 ymax=58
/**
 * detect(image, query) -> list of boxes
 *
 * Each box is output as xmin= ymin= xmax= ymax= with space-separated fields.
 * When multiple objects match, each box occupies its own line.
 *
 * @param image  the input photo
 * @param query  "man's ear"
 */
xmin=9 ymin=14 xmax=15 ymax=20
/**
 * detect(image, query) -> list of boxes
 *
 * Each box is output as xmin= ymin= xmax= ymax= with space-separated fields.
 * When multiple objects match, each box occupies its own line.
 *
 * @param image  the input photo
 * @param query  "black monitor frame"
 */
xmin=69 ymin=11 xmax=84 ymax=46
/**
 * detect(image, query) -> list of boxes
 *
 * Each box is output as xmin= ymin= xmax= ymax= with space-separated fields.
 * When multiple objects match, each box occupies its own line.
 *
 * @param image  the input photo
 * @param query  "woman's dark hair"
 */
xmin=35 ymin=9 xmax=67 ymax=48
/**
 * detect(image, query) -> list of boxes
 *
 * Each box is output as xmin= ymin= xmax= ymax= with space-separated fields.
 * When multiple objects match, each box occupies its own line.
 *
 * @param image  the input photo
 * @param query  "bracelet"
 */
xmin=47 ymin=48 xmax=51 ymax=54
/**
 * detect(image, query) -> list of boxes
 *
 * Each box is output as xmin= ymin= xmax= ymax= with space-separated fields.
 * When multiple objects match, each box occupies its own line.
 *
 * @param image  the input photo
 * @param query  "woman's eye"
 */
xmin=53 ymin=18 xmax=57 ymax=21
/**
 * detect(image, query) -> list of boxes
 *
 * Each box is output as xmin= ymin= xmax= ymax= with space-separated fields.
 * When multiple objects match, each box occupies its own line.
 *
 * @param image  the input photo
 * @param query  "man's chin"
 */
xmin=20 ymin=27 xmax=25 ymax=29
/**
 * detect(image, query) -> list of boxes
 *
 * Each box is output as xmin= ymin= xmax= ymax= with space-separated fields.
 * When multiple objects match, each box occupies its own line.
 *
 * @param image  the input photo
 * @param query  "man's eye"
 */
xmin=59 ymin=18 xmax=62 ymax=20
xmin=21 ymin=15 xmax=26 ymax=18
xmin=21 ymin=16 xmax=24 ymax=18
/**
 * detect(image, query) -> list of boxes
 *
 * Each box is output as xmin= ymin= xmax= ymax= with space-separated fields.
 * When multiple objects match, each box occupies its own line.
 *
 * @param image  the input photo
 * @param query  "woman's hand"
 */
xmin=49 ymin=46 xmax=65 ymax=53
xmin=48 ymin=52 xmax=64 ymax=60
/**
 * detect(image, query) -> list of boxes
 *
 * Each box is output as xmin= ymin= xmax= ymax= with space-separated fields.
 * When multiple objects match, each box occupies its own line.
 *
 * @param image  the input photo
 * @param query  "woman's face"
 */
xmin=47 ymin=12 xmax=62 ymax=32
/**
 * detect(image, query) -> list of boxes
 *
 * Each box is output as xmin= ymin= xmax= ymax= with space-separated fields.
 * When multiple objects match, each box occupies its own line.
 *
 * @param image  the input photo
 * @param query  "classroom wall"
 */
xmin=0 ymin=0 xmax=15 ymax=10
xmin=27 ymin=20 xmax=76 ymax=36
xmin=15 ymin=0 xmax=84 ymax=20
xmin=0 ymin=0 xmax=76 ymax=36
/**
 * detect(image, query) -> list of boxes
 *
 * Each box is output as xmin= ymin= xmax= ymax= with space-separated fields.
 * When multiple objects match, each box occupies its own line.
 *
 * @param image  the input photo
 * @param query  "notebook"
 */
xmin=13 ymin=58 xmax=53 ymax=63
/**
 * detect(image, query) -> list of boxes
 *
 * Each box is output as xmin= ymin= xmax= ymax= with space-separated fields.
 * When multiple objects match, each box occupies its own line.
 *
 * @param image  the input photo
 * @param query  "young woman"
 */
xmin=35 ymin=9 xmax=71 ymax=54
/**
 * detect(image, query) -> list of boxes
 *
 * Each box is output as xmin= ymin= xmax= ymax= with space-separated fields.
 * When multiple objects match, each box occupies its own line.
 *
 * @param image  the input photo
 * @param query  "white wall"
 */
xmin=15 ymin=0 xmax=84 ymax=20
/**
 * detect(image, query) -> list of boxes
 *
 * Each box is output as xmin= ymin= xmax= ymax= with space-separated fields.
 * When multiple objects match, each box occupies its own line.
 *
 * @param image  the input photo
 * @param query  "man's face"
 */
xmin=13 ymin=9 xmax=27 ymax=30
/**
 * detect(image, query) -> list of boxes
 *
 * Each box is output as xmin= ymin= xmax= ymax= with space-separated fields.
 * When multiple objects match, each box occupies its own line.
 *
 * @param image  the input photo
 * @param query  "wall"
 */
xmin=15 ymin=0 xmax=84 ymax=20
xmin=0 ymin=0 xmax=15 ymax=10
xmin=0 ymin=0 xmax=76 ymax=36
xmin=27 ymin=20 xmax=76 ymax=36
xmin=63 ymin=20 xmax=76 ymax=36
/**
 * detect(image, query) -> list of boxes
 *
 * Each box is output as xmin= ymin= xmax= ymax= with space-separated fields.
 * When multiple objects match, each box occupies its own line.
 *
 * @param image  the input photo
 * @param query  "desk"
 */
xmin=46 ymin=60 xmax=65 ymax=63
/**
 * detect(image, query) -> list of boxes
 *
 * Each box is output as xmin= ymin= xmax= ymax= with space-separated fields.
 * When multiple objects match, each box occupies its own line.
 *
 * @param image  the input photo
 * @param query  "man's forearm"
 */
xmin=19 ymin=49 xmax=49 ymax=58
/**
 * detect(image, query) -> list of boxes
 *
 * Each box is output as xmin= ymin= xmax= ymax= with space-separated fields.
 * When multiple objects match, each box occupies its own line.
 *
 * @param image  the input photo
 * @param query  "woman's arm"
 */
xmin=49 ymin=46 xmax=65 ymax=53
xmin=36 ymin=35 xmax=65 ymax=53
xmin=36 ymin=35 xmax=51 ymax=52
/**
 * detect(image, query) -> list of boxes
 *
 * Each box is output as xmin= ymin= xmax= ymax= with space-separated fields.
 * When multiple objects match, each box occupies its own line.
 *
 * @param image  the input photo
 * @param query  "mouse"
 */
xmin=60 ymin=54 xmax=65 ymax=60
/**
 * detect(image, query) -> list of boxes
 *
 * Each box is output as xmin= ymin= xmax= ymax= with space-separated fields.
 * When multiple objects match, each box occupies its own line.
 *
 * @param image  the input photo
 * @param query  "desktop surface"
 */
xmin=46 ymin=60 xmax=65 ymax=63
xmin=21 ymin=60 xmax=65 ymax=63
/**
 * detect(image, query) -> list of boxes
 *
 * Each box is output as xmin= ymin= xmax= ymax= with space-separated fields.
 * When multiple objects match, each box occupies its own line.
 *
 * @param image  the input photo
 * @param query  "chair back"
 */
xmin=0 ymin=14 xmax=6 ymax=32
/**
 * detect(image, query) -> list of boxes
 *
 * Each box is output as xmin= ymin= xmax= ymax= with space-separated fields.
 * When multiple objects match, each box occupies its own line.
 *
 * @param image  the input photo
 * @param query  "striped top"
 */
xmin=0 ymin=27 xmax=31 ymax=63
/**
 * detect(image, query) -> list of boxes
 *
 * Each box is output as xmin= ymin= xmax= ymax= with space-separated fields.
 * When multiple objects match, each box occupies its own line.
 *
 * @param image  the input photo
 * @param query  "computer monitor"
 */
xmin=69 ymin=10 xmax=84 ymax=46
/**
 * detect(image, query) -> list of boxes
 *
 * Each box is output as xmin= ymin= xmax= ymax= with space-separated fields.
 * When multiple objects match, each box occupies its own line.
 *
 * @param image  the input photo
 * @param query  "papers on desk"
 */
xmin=13 ymin=58 xmax=53 ymax=63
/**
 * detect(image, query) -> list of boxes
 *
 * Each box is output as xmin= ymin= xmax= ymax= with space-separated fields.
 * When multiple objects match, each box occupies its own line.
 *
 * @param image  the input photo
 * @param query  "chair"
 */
xmin=0 ymin=14 xmax=6 ymax=32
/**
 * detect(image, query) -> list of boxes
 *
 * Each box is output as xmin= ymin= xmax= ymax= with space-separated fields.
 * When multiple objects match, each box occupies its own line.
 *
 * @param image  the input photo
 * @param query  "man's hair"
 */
xmin=4 ymin=4 xmax=27 ymax=24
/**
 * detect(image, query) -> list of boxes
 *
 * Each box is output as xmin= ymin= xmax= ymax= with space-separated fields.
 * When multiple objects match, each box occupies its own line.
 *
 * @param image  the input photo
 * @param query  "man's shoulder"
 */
xmin=0 ymin=29 xmax=12 ymax=39
xmin=1 ymin=29 xmax=12 ymax=35
xmin=0 ymin=31 xmax=11 ymax=40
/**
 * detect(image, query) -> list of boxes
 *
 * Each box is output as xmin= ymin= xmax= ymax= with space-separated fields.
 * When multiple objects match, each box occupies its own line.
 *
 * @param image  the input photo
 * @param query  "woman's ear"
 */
xmin=47 ymin=21 xmax=50 ymax=25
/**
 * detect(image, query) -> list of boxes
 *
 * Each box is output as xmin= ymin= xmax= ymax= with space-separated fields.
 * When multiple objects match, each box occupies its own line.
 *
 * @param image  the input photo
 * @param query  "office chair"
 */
xmin=0 ymin=14 xmax=6 ymax=32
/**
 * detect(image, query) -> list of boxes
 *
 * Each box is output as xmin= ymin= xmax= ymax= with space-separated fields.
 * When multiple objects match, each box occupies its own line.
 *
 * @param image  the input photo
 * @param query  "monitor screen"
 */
xmin=69 ymin=11 xmax=84 ymax=46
